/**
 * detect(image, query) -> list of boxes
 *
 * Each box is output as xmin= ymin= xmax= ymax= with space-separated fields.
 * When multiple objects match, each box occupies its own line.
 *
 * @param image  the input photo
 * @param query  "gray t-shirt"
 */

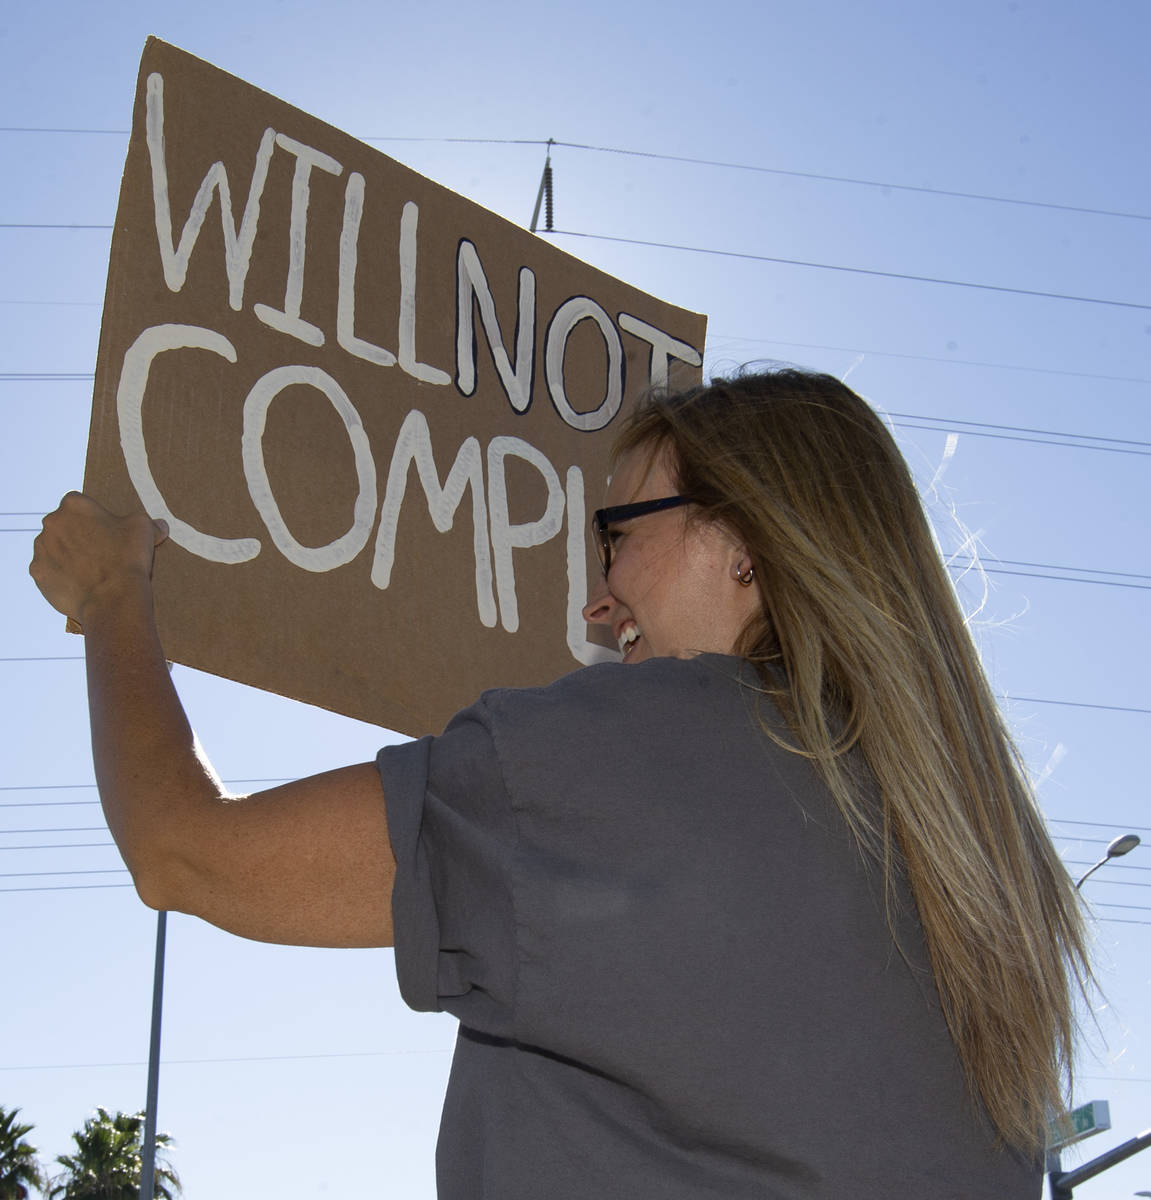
xmin=377 ymin=654 xmax=1039 ymax=1199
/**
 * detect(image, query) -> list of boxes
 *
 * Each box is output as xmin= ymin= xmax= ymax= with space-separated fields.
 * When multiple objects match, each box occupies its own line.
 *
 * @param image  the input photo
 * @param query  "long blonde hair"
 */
xmin=615 ymin=367 xmax=1090 ymax=1152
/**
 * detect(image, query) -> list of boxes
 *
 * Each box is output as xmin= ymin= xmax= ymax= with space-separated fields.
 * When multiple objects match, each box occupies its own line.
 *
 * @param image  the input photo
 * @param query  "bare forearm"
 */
xmin=32 ymin=494 xmax=395 ymax=946
xmin=81 ymin=577 xmax=224 ymax=907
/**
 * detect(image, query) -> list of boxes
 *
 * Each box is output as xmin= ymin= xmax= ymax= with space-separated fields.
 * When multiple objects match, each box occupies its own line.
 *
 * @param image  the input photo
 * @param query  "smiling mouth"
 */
xmin=618 ymin=625 xmax=642 ymax=657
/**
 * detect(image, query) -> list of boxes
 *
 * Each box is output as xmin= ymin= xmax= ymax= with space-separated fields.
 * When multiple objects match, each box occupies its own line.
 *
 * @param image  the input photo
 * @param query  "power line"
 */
xmin=1054 ymin=836 xmax=1146 ymax=847
xmin=1053 ymin=819 xmax=1151 ymax=834
xmin=999 ymin=695 xmax=1151 ymax=716
xmin=951 ymin=558 xmax=1151 ymax=584
xmin=1079 ymin=1075 xmax=1151 ymax=1085
xmin=0 ymin=126 xmax=130 ymax=135
xmin=707 ymin=335 xmax=1151 ymax=386
xmin=0 ymin=841 xmax=114 ymax=851
xmin=959 ymin=567 xmax=1151 ymax=593
xmin=3 ymin=377 xmax=1147 ymax=465
xmin=0 ymin=800 xmax=99 ymax=806
xmin=889 ymin=413 xmax=1151 ymax=454
xmin=1 ymin=652 xmax=1146 ymax=714
xmin=0 ymin=873 xmax=126 ymax=883
xmin=2 ymin=342 xmax=1149 ymax=387
xmin=0 ymin=1046 xmax=450 ymax=1072
xmin=0 ymin=777 xmax=292 ymax=805
xmin=0 ymin=882 xmax=133 ymax=892
xmin=546 ymin=230 xmax=1151 ymax=313
xmin=0 ymin=827 xmax=108 ymax=834
xmin=0 ymin=655 xmax=84 ymax=661
xmin=893 ymin=421 xmax=1151 ymax=460
xmin=546 ymin=140 xmax=1151 ymax=224
xmin=1063 ymin=860 xmax=1151 ymax=874
xmin=4 ymin=222 xmax=1149 ymax=310
xmin=5 ymin=126 xmax=1148 ymax=223
xmin=0 ymin=372 xmax=95 ymax=380
xmin=9 ymin=509 xmax=1149 ymax=589
xmin=9 ymin=877 xmax=1148 ymax=921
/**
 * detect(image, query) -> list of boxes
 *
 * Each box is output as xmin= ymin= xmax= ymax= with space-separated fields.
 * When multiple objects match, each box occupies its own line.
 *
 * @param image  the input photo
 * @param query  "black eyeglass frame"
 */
xmin=591 ymin=495 xmax=694 ymax=575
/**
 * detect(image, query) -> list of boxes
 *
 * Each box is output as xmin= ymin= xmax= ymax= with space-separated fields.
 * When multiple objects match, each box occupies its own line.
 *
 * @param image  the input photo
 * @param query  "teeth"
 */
xmin=618 ymin=626 xmax=641 ymax=654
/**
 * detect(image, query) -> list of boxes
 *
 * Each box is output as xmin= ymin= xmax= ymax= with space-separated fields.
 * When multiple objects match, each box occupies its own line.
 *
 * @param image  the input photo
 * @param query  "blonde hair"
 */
xmin=615 ymin=367 xmax=1090 ymax=1152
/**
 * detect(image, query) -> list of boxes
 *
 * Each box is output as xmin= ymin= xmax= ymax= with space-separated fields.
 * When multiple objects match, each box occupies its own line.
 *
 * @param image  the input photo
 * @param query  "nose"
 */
xmin=582 ymin=573 xmax=613 ymax=625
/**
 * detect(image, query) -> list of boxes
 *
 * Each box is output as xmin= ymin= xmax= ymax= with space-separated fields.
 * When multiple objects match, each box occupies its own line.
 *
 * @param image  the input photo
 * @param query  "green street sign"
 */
xmin=1047 ymin=1100 xmax=1112 ymax=1151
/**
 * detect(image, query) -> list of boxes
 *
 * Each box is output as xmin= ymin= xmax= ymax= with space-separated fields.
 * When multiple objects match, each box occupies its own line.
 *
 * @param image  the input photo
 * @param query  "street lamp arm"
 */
xmin=1048 ymin=1129 xmax=1151 ymax=1199
xmin=1074 ymin=833 xmax=1141 ymax=890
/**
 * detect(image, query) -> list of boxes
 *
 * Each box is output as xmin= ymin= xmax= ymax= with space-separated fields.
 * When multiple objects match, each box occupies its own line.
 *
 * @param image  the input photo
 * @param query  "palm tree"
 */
xmin=47 ymin=1109 xmax=179 ymax=1200
xmin=0 ymin=1106 xmax=46 ymax=1200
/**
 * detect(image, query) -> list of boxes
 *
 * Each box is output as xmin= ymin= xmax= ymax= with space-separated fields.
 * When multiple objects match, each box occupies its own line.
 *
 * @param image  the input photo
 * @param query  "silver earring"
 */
xmin=735 ymin=562 xmax=755 ymax=587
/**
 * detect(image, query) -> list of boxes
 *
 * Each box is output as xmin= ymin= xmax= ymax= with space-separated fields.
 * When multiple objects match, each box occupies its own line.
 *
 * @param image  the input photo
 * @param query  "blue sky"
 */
xmin=2 ymin=1 xmax=1149 ymax=1196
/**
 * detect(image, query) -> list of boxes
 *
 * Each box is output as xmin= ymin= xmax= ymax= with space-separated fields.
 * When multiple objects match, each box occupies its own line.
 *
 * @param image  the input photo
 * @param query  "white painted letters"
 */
xmin=336 ymin=172 xmax=397 ymax=366
xmin=241 ymin=365 xmax=377 ymax=572
xmin=117 ymin=323 xmax=262 ymax=563
xmin=564 ymin=465 xmax=620 ymax=666
xmin=372 ymin=409 xmax=496 ymax=627
xmin=456 ymin=241 xmax=536 ymax=412
xmin=398 ymin=203 xmax=452 ymax=385
xmin=618 ymin=312 xmax=702 ymax=389
xmin=146 ymin=73 xmax=275 ymax=310
xmin=253 ymin=134 xmax=343 ymax=347
xmin=545 ymin=296 xmax=623 ymax=432
xmin=487 ymin=437 xmax=565 ymax=633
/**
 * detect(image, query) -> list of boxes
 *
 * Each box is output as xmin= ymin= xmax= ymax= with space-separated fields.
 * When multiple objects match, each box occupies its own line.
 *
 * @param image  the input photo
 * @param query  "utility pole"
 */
xmin=139 ymin=909 xmax=167 ymax=1200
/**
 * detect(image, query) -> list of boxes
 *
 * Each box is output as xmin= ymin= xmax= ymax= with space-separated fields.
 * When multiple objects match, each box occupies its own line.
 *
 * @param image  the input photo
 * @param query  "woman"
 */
xmin=30 ymin=367 xmax=1088 ymax=1198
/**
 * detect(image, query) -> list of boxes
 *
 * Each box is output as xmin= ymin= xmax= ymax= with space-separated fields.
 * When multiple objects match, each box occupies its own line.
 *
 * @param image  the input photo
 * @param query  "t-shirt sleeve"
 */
xmin=376 ymin=699 xmax=519 ymax=1038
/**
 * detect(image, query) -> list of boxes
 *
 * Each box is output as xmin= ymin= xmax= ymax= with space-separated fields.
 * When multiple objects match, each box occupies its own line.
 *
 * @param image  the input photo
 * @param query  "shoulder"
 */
xmin=474 ymin=653 xmax=755 ymax=731
xmin=455 ymin=654 xmax=785 ymax=799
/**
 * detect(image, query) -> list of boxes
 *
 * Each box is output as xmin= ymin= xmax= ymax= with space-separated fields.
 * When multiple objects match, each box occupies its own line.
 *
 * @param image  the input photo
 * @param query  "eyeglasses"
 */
xmin=591 ymin=495 xmax=693 ymax=576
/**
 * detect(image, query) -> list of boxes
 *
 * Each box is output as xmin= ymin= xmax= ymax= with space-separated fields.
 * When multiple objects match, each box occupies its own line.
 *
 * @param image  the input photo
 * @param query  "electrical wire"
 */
xmin=0 ymin=882 xmax=133 ymax=892
xmin=955 ymin=567 xmax=1151 ymax=592
xmin=4 ymin=220 xmax=1147 ymax=312
xmin=546 ymin=230 xmax=1151 ymax=313
xmin=705 ymin=335 xmax=1151 ymax=386
xmin=0 ymin=654 xmax=1146 ymax=714
xmin=1053 ymin=820 xmax=1151 ymax=834
xmin=893 ymin=421 xmax=1151 ymax=460
xmin=949 ymin=559 xmax=1151 ymax=583
xmin=0 ymin=873 xmax=128 ymax=883
xmin=0 ymin=842 xmax=114 ymax=851
xmin=0 ymin=1046 xmax=451 ymax=1072
xmin=545 ymin=140 xmax=1151 ymax=224
xmin=4 ymin=126 xmax=1148 ymax=223
xmin=2 ymin=337 xmax=1149 ymax=386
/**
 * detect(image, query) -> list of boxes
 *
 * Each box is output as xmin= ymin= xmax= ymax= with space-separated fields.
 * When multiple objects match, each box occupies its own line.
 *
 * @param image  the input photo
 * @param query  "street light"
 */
xmin=1075 ymin=834 xmax=1141 ymax=890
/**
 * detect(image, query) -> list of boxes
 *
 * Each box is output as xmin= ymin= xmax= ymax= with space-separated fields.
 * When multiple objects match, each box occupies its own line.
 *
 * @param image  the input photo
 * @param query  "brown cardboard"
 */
xmin=83 ymin=39 xmax=706 ymax=735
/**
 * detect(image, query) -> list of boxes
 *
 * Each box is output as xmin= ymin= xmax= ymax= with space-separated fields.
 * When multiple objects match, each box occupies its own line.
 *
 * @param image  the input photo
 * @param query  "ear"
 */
xmin=722 ymin=529 xmax=751 ymax=568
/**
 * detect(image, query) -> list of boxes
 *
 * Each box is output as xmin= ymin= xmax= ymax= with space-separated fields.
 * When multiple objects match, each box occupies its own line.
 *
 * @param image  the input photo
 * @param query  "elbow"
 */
xmin=127 ymin=849 xmax=197 ymax=914
xmin=132 ymin=871 xmax=172 ymax=912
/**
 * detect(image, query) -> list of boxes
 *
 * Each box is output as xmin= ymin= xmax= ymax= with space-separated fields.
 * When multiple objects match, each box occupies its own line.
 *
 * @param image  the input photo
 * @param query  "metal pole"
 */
xmin=139 ymin=909 xmax=167 ymax=1200
xmin=1048 ymin=1128 xmax=1151 ymax=1198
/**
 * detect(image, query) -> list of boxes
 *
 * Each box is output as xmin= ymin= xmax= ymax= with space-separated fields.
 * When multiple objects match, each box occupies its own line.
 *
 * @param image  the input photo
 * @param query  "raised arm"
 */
xmin=29 ymin=493 xmax=394 ymax=948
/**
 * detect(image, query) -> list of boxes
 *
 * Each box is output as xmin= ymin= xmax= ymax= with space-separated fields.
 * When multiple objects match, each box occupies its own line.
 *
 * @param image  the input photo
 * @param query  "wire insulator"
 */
xmin=544 ymin=164 xmax=553 ymax=231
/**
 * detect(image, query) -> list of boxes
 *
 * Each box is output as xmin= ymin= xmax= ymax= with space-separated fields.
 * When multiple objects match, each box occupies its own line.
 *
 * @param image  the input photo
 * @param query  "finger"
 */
xmin=153 ymin=518 xmax=170 ymax=546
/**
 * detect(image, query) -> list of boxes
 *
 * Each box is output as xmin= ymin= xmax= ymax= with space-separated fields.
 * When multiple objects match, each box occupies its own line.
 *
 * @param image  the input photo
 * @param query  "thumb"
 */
xmin=152 ymin=517 xmax=170 ymax=545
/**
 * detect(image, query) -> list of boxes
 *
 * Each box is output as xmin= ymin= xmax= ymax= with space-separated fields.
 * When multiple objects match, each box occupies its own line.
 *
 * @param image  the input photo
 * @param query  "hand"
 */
xmin=29 ymin=493 xmax=169 ymax=627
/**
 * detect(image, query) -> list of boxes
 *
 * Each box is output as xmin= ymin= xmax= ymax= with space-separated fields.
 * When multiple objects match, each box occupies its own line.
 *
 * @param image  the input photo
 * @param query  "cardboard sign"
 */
xmin=84 ymin=39 xmax=706 ymax=735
